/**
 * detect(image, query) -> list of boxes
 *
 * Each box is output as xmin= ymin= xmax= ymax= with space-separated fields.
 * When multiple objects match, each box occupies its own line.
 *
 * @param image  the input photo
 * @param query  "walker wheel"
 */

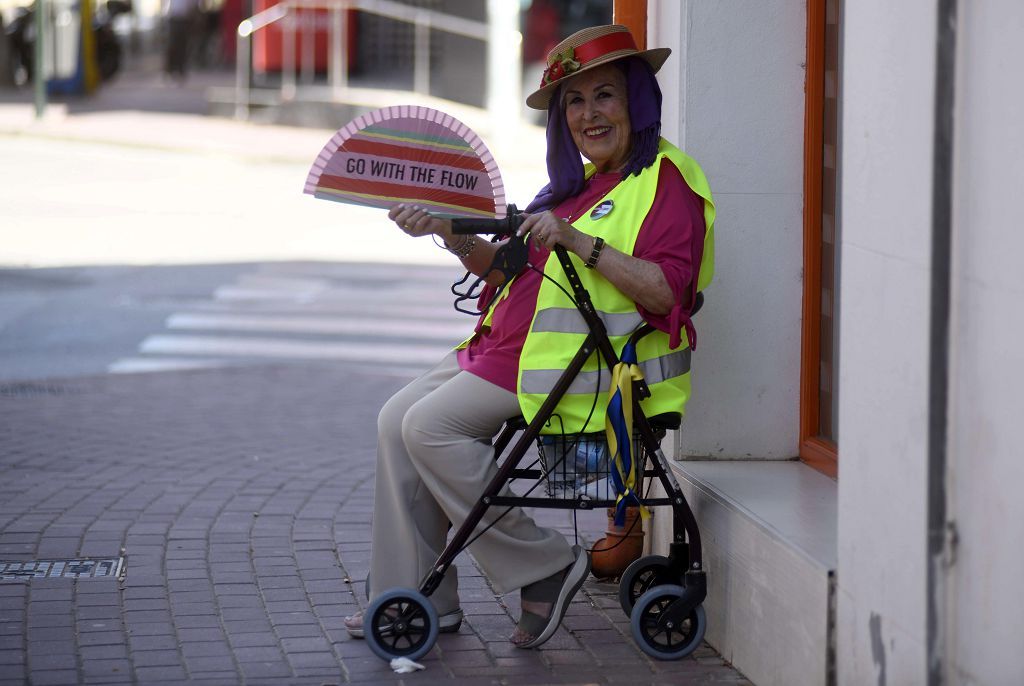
xmin=618 ymin=554 xmax=676 ymax=616
xmin=363 ymin=588 xmax=439 ymax=662
xmin=630 ymin=585 xmax=706 ymax=660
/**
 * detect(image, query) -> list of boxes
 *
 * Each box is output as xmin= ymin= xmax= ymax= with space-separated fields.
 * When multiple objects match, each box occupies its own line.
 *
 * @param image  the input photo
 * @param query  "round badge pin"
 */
xmin=590 ymin=200 xmax=614 ymax=220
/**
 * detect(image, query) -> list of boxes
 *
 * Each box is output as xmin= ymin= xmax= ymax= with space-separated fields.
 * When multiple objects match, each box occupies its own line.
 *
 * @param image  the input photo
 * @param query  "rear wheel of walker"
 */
xmin=630 ymin=585 xmax=707 ymax=660
xmin=618 ymin=554 xmax=675 ymax=616
xmin=364 ymin=588 xmax=439 ymax=662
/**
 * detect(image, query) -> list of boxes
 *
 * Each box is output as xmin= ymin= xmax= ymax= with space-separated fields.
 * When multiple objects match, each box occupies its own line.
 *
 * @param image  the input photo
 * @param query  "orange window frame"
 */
xmin=613 ymin=0 xmax=647 ymax=49
xmin=800 ymin=0 xmax=838 ymax=478
xmin=615 ymin=0 xmax=839 ymax=474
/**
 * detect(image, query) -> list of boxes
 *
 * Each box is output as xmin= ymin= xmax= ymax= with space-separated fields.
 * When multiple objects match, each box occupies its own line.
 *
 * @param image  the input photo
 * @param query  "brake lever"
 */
xmin=450 ymin=208 xmax=530 ymax=316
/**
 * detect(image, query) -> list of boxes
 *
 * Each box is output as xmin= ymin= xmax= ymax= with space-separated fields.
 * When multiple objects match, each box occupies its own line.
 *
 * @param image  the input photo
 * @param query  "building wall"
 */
xmin=649 ymin=0 xmax=806 ymax=460
xmin=947 ymin=3 xmax=1024 ymax=683
xmin=650 ymin=1 xmax=1023 ymax=683
xmin=835 ymin=1 xmax=935 ymax=683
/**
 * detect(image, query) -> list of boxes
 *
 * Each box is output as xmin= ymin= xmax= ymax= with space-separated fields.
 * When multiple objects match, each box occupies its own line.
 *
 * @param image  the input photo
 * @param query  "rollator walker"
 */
xmin=364 ymin=208 xmax=709 ymax=662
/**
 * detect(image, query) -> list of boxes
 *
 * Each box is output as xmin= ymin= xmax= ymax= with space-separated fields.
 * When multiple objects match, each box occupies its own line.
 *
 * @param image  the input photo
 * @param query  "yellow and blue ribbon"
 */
xmin=604 ymin=341 xmax=650 ymax=526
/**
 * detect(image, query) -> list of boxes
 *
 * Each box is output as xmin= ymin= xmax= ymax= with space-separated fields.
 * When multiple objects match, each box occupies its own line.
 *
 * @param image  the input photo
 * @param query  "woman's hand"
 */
xmin=388 ymin=203 xmax=454 ymax=243
xmin=516 ymin=211 xmax=589 ymax=254
xmin=518 ymin=210 xmax=677 ymax=315
xmin=388 ymin=203 xmax=506 ymax=282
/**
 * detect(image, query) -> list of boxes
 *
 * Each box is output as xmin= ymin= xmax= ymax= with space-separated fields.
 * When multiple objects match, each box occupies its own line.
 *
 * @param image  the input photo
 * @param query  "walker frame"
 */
xmin=364 ymin=216 xmax=708 ymax=662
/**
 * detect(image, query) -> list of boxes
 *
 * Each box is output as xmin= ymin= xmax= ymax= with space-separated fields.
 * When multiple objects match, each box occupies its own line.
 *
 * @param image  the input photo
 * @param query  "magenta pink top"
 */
xmin=457 ymin=159 xmax=706 ymax=393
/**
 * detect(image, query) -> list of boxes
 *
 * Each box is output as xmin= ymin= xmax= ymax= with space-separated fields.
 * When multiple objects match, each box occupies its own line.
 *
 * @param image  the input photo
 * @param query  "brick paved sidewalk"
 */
xmin=0 ymin=365 xmax=750 ymax=685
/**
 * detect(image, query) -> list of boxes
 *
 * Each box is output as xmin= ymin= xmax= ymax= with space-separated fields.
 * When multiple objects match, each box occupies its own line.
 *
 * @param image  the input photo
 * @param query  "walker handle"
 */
xmin=450 ymin=206 xmax=525 ymax=236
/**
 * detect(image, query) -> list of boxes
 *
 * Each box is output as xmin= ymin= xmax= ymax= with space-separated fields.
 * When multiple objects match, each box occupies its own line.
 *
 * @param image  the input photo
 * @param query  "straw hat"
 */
xmin=525 ymin=24 xmax=671 ymax=110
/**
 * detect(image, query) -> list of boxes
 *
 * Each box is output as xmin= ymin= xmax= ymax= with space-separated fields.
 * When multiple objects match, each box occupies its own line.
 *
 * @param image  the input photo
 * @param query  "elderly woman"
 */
xmin=345 ymin=24 xmax=714 ymax=649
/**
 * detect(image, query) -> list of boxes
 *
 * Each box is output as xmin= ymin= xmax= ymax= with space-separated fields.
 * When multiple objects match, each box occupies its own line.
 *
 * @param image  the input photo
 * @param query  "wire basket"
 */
xmin=536 ymin=432 xmax=647 ymax=501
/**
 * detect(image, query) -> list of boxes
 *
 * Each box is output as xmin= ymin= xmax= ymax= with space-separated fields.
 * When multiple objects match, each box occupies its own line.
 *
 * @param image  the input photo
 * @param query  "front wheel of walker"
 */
xmin=364 ymin=588 xmax=439 ymax=662
xmin=630 ymin=585 xmax=706 ymax=660
xmin=618 ymin=554 xmax=676 ymax=617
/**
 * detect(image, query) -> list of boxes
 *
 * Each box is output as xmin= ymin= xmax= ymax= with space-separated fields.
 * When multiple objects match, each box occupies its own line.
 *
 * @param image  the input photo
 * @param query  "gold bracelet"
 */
xmin=445 ymin=235 xmax=476 ymax=259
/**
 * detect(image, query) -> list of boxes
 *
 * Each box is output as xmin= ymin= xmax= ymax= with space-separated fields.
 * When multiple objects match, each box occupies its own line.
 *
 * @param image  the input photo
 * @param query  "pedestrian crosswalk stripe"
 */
xmin=187 ymin=300 xmax=465 ymax=322
xmin=212 ymin=284 xmax=446 ymax=303
xmin=107 ymin=357 xmax=229 ymax=374
xmin=165 ymin=313 xmax=466 ymax=341
xmin=137 ymin=334 xmax=453 ymax=365
xmin=109 ymin=262 xmax=470 ymax=375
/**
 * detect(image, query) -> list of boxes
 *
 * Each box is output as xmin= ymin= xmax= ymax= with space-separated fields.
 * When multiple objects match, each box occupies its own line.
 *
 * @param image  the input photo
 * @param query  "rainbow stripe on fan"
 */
xmin=304 ymin=105 xmax=506 ymax=219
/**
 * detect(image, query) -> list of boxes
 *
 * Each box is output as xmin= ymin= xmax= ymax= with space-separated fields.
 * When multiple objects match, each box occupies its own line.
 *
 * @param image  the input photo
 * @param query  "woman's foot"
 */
xmin=344 ymin=607 xmax=465 ymax=639
xmin=510 ymin=545 xmax=591 ymax=649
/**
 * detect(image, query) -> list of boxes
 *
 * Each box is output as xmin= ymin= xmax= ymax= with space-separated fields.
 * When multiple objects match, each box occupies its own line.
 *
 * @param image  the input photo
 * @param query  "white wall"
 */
xmin=836 ymin=1 xmax=935 ymax=683
xmin=649 ymin=0 xmax=806 ymax=460
xmin=947 ymin=3 xmax=1024 ymax=683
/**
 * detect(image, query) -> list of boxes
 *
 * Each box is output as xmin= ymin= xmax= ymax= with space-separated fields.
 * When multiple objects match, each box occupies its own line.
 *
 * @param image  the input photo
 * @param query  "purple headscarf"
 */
xmin=525 ymin=57 xmax=664 ymax=214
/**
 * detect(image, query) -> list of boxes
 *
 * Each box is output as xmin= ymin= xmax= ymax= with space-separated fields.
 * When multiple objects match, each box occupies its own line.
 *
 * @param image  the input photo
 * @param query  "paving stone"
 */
xmin=121 ymin=598 xmax=168 ymax=612
xmin=122 ymin=610 xmax=172 ymax=625
xmin=79 ymin=644 xmax=129 ymax=661
xmin=238 ymin=660 xmax=293 ymax=678
xmin=280 ymin=636 xmax=331 ymax=654
xmin=134 ymin=665 xmax=188 ymax=681
xmin=124 ymin=622 xmax=176 ymax=638
xmin=80 ymin=658 xmax=131 ymax=677
xmin=129 ymin=649 xmax=182 ymax=667
xmin=274 ymin=623 xmax=326 ymax=639
xmin=288 ymin=651 xmax=340 ymax=669
xmin=220 ymin=606 xmax=270 ymax=622
xmin=126 ymin=635 xmax=177 ymax=651
xmin=0 ymin=648 xmax=26 ymax=666
xmin=181 ymin=641 xmax=233 ymax=659
xmin=77 ymin=618 xmax=123 ymax=634
xmin=27 ymin=588 xmax=72 ymax=603
xmin=222 ymin=619 xmax=275 ymax=635
xmin=76 ymin=605 xmax=122 ymax=621
xmin=27 ymin=613 xmax=74 ymax=629
xmin=27 ymin=669 xmax=79 ymax=685
xmin=185 ymin=655 xmax=237 ymax=672
xmin=223 ymin=633 xmax=278 ymax=650
xmin=26 ymin=601 xmax=73 ymax=616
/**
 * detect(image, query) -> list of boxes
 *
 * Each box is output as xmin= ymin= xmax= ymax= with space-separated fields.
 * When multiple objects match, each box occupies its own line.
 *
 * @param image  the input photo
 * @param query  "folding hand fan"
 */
xmin=304 ymin=105 xmax=507 ymax=219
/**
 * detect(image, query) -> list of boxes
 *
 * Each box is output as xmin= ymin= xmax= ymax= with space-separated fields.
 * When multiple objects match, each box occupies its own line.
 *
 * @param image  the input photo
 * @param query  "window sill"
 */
xmin=649 ymin=458 xmax=837 ymax=686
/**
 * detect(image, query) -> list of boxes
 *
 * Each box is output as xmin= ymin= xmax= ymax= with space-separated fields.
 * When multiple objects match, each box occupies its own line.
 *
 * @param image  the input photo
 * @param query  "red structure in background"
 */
xmin=221 ymin=0 xmax=243 ymax=64
xmin=250 ymin=1 xmax=358 ymax=73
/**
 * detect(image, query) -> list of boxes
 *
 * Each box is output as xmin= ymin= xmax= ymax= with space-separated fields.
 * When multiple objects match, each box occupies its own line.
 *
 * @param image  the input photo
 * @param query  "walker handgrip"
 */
xmin=451 ymin=206 xmax=524 ymax=235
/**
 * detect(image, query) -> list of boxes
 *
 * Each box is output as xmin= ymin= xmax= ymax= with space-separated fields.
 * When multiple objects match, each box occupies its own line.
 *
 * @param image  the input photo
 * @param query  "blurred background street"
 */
xmin=0 ymin=0 xmax=561 ymax=382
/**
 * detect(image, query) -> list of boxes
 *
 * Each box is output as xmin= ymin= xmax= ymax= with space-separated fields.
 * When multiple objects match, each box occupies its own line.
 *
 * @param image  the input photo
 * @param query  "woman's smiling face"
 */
xmin=562 ymin=64 xmax=632 ymax=174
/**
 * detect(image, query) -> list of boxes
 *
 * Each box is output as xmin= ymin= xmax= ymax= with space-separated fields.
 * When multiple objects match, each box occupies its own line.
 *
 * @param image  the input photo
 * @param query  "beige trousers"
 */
xmin=370 ymin=352 xmax=575 ymax=614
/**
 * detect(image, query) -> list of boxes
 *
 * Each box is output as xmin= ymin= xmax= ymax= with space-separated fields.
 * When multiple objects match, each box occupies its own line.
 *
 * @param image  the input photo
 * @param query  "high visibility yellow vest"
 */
xmin=517 ymin=139 xmax=715 ymax=434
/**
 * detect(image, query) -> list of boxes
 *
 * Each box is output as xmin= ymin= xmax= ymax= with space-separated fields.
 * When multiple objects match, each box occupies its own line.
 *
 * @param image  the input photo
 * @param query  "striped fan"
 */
xmin=304 ymin=105 xmax=507 ymax=219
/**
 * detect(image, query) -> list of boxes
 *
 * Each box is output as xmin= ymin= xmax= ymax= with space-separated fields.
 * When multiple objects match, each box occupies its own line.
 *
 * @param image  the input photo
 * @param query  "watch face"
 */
xmin=591 ymin=200 xmax=614 ymax=220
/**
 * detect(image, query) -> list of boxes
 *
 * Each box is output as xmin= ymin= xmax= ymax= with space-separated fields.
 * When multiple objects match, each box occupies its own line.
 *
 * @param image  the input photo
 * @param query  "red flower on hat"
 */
xmin=540 ymin=49 xmax=581 ymax=86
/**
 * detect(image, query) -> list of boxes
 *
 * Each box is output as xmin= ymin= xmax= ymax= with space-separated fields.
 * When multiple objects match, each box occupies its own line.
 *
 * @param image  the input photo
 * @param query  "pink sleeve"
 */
xmin=632 ymin=158 xmax=706 ymax=345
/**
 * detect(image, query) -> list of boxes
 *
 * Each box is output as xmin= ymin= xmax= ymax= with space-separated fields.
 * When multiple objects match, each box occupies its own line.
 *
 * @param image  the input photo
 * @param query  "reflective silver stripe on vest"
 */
xmin=531 ymin=308 xmax=645 ymax=337
xmin=521 ymin=348 xmax=692 ymax=395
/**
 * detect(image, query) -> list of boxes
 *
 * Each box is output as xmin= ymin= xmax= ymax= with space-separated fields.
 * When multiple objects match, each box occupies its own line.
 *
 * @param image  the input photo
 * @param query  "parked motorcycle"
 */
xmin=4 ymin=0 xmax=131 ymax=86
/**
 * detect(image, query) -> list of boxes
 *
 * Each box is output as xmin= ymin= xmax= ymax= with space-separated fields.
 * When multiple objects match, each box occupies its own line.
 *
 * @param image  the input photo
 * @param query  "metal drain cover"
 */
xmin=0 ymin=382 xmax=73 ymax=397
xmin=0 ymin=558 xmax=124 ymax=580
